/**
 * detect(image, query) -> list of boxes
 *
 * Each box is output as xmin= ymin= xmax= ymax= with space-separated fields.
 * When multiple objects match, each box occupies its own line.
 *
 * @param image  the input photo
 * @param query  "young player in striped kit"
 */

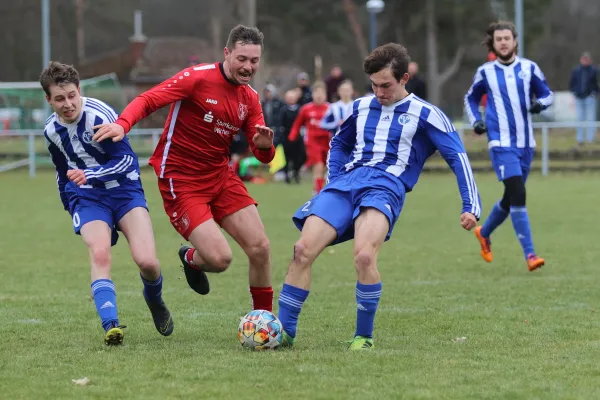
xmin=464 ymin=21 xmax=553 ymax=271
xmin=320 ymin=80 xmax=355 ymax=135
xmin=277 ymin=43 xmax=481 ymax=350
xmin=41 ymin=61 xmax=173 ymax=345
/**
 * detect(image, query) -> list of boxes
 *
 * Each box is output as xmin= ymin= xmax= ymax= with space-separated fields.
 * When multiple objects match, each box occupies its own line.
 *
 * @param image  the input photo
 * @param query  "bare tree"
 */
xmin=341 ymin=0 xmax=369 ymax=61
xmin=425 ymin=0 xmax=464 ymax=105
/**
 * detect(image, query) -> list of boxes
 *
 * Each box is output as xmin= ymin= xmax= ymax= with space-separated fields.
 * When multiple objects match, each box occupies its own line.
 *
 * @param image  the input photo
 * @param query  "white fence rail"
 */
xmin=1 ymin=122 xmax=600 ymax=178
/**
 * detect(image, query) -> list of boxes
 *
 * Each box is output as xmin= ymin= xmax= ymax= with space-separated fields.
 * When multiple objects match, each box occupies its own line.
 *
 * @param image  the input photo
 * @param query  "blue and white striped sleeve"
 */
xmin=83 ymin=113 xmax=137 ymax=185
xmin=86 ymin=98 xmax=119 ymax=122
xmin=44 ymin=131 xmax=70 ymax=211
xmin=326 ymin=105 xmax=357 ymax=183
xmin=530 ymin=62 xmax=553 ymax=109
xmin=320 ymin=104 xmax=339 ymax=132
xmin=464 ymin=67 xmax=487 ymax=126
xmin=425 ymin=109 xmax=481 ymax=219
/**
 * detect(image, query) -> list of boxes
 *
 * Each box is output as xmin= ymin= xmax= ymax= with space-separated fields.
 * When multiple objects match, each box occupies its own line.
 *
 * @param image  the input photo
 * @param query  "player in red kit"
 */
xmin=288 ymin=83 xmax=330 ymax=194
xmin=92 ymin=25 xmax=276 ymax=312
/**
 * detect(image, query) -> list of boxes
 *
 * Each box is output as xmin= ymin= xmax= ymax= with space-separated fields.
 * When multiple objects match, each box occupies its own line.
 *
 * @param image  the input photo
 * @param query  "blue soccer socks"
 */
xmin=91 ymin=279 xmax=118 ymax=332
xmin=141 ymin=273 xmax=163 ymax=304
xmin=510 ymin=206 xmax=535 ymax=258
xmin=277 ymin=283 xmax=309 ymax=338
xmin=355 ymin=282 xmax=382 ymax=339
xmin=481 ymin=201 xmax=509 ymax=238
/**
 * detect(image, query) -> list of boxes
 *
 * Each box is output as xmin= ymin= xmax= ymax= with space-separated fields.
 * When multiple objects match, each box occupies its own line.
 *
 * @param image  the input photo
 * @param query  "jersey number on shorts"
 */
xmin=301 ymin=201 xmax=312 ymax=213
xmin=499 ymin=165 xmax=505 ymax=179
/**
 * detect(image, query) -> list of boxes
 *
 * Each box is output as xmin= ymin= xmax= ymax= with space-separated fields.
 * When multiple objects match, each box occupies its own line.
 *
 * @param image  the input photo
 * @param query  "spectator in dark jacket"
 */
xmin=278 ymin=89 xmax=306 ymax=183
xmin=325 ymin=65 xmax=345 ymax=102
xmin=405 ymin=62 xmax=427 ymax=100
xmin=296 ymin=72 xmax=313 ymax=106
xmin=569 ymin=52 xmax=599 ymax=144
xmin=261 ymin=84 xmax=284 ymax=138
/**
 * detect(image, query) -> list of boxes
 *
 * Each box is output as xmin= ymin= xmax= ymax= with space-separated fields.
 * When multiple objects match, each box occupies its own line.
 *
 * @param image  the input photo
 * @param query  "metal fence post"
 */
xmin=29 ymin=132 xmax=36 ymax=177
xmin=541 ymin=125 xmax=549 ymax=176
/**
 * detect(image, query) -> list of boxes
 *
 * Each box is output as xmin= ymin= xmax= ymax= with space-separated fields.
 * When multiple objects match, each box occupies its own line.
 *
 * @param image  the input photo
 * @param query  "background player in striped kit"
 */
xmin=277 ymin=43 xmax=481 ymax=350
xmin=464 ymin=21 xmax=553 ymax=272
xmin=40 ymin=61 xmax=173 ymax=345
xmin=320 ymin=79 xmax=355 ymax=135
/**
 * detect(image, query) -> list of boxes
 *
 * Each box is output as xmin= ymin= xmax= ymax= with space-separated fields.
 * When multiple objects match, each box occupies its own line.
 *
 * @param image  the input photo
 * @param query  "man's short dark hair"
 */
xmin=363 ymin=43 xmax=411 ymax=81
xmin=226 ymin=25 xmax=264 ymax=49
xmin=482 ymin=20 xmax=518 ymax=53
xmin=39 ymin=61 xmax=80 ymax=96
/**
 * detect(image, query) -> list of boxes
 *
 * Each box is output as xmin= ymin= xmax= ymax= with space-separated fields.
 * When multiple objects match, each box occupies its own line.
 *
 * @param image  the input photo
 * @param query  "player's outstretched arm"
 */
xmin=45 ymin=137 xmax=70 ymax=211
xmin=464 ymin=68 xmax=487 ymax=129
xmin=327 ymin=113 xmax=357 ymax=183
xmin=287 ymin=106 xmax=307 ymax=142
xmin=426 ymin=118 xmax=481 ymax=227
xmin=93 ymin=67 xmax=198 ymax=142
xmin=529 ymin=62 xmax=554 ymax=113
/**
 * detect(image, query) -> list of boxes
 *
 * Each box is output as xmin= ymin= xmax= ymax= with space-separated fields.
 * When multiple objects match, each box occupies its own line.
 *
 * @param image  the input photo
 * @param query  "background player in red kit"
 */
xmin=288 ymin=83 xmax=330 ymax=194
xmin=92 ymin=25 xmax=276 ymax=312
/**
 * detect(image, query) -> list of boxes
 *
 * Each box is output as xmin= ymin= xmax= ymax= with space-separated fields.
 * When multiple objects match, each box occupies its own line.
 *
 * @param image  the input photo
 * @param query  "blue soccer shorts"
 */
xmin=66 ymin=183 xmax=148 ymax=246
xmin=292 ymin=167 xmax=406 ymax=245
xmin=489 ymin=146 xmax=534 ymax=182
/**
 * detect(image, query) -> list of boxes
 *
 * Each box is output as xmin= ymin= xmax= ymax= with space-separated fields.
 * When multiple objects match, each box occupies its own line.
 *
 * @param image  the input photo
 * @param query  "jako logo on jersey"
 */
xmin=206 ymin=98 xmax=218 ymax=104
xmin=398 ymin=114 xmax=411 ymax=125
xmin=238 ymin=103 xmax=248 ymax=120
xmin=204 ymin=112 xmax=214 ymax=123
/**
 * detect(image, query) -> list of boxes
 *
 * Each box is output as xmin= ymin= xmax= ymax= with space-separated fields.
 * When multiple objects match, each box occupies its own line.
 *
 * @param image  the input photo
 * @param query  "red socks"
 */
xmin=186 ymin=248 xmax=203 ymax=270
xmin=187 ymin=247 xmax=273 ymax=311
xmin=250 ymin=286 xmax=274 ymax=312
xmin=314 ymin=177 xmax=325 ymax=194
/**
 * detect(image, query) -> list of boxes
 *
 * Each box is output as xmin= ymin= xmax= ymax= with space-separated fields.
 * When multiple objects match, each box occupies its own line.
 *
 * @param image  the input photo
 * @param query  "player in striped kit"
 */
xmin=464 ymin=21 xmax=552 ymax=271
xmin=277 ymin=43 xmax=481 ymax=350
xmin=320 ymin=79 xmax=355 ymax=135
xmin=40 ymin=61 xmax=173 ymax=345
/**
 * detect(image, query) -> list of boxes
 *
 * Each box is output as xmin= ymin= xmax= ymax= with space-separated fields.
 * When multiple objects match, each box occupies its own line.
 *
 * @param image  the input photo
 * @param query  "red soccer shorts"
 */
xmin=157 ymin=168 xmax=257 ymax=240
xmin=305 ymin=136 xmax=330 ymax=167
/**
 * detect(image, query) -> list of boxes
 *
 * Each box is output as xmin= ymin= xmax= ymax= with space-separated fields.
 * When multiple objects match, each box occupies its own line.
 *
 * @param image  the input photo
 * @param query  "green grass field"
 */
xmin=1 ymin=169 xmax=600 ymax=399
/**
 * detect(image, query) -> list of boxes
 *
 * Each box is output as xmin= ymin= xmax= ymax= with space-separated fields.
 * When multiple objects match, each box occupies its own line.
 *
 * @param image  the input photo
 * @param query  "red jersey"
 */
xmin=115 ymin=62 xmax=275 ymax=179
xmin=288 ymin=102 xmax=330 ymax=142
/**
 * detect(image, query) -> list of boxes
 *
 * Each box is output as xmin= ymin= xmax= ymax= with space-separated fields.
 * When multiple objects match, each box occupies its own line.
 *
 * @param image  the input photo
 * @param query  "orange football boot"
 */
xmin=474 ymin=226 xmax=493 ymax=262
xmin=526 ymin=254 xmax=545 ymax=271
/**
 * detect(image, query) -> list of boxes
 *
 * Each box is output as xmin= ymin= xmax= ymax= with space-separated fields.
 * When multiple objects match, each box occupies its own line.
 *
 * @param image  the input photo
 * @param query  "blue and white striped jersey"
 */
xmin=327 ymin=94 xmax=481 ymax=218
xmin=44 ymin=97 xmax=141 ymax=209
xmin=464 ymin=57 xmax=553 ymax=148
xmin=320 ymin=100 xmax=354 ymax=134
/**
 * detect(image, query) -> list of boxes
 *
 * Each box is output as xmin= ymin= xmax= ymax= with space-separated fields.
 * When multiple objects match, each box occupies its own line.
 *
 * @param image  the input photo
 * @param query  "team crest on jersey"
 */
xmin=518 ymin=70 xmax=530 ymax=80
xmin=398 ymin=113 xmax=411 ymax=125
xmin=238 ymin=103 xmax=248 ymax=120
xmin=82 ymin=131 xmax=93 ymax=144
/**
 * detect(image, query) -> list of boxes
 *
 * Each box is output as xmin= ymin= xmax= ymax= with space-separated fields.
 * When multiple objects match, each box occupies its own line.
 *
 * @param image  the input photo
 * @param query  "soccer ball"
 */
xmin=237 ymin=309 xmax=283 ymax=350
